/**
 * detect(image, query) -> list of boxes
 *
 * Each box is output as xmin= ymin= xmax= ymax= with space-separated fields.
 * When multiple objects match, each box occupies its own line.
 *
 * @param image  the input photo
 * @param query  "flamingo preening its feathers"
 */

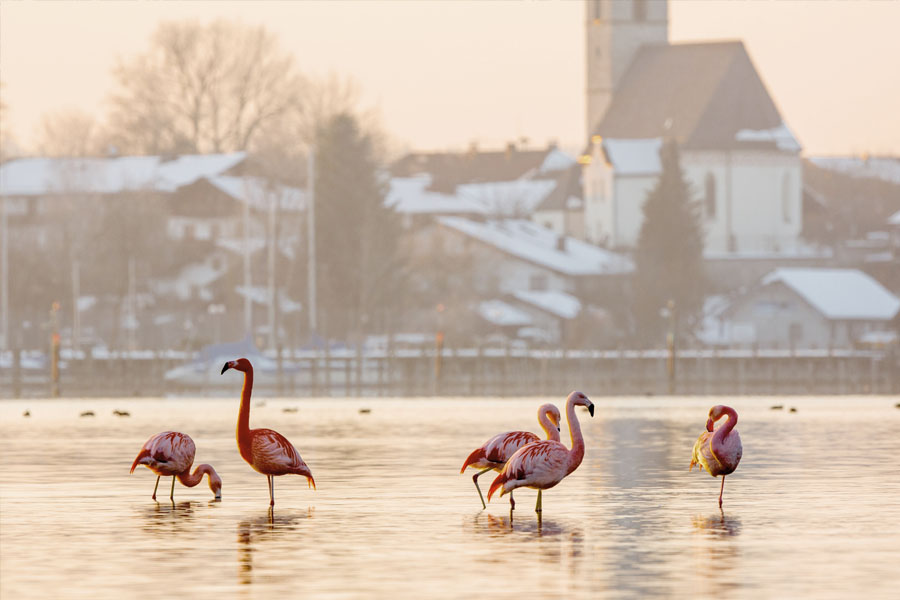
xmin=690 ymin=404 xmax=743 ymax=507
xmin=221 ymin=358 xmax=315 ymax=506
xmin=130 ymin=431 xmax=222 ymax=500
xmin=460 ymin=403 xmax=562 ymax=509
xmin=487 ymin=391 xmax=594 ymax=513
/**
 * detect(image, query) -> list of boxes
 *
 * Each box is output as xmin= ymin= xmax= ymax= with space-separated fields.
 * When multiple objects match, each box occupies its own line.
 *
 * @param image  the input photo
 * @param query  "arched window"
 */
xmin=782 ymin=172 xmax=791 ymax=223
xmin=704 ymin=173 xmax=716 ymax=219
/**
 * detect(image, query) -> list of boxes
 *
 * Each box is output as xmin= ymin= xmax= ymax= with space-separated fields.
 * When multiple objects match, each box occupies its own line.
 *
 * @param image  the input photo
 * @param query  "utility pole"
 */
xmin=306 ymin=148 xmax=317 ymax=341
xmin=666 ymin=299 xmax=676 ymax=394
xmin=243 ymin=186 xmax=252 ymax=338
xmin=1 ymin=196 xmax=8 ymax=351
xmin=267 ymin=185 xmax=277 ymax=350
xmin=72 ymin=260 xmax=80 ymax=353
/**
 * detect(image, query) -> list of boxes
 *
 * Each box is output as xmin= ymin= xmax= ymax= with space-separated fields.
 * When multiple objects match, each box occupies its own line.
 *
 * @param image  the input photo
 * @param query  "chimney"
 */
xmin=556 ymin=235 xmax=566 ymax=252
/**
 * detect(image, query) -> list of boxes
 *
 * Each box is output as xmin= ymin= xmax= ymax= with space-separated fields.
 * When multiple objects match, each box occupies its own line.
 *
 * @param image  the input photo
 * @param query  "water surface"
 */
xmin=1 ymin=396 xmax=899 ymax=599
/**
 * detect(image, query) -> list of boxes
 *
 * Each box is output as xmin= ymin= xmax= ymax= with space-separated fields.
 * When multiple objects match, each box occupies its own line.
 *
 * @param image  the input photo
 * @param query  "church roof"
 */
xmin=594 ymin=41 xmax=800 ymax=153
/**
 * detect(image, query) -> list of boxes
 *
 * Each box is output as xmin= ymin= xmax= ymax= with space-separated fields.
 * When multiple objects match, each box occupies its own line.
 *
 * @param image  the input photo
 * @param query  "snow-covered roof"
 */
xmin=478 ymin=300 xmax=533 ymax=327
xmin=762 ymin=268 xmax=900 ymax=321
xmin=538 ymin=149 xmax=576 ymax=174
xmin=457 ymin=179 xmax=559 ymax=217
xmin=235 ymin=286 xmax=302 ymax=313
xmin=889 ymin=210 xmax=900 ymax=226
xmin=439 ymin=217 xmax=633 ymax=276
xmin=386 ymin=175 xmax=487 ymax=216
xmin=0 ymin=153 xmax=245 ymax=196
xmin=602 ymin=138 xmax=662 ymax=176
xmin=512 ymin=289 xmax=582 ymax=319
xmin=809 ymin=156 xmax=900 ymax=185
xmin=735 ymin=121 xmax=801 ymax=153
xmin=207 ymin=176 xmax=304 ymax=212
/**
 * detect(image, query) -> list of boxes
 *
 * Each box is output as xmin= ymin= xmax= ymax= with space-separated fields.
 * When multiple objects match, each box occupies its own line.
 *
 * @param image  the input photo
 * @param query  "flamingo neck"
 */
xmin=237 ymin=367 xmax=254 ymax=447
xmin=565 ymin=398 xmax=585 ymax=475
xmin=538 ymin=410 xmax=561 ymax=443
xmin=711 ymin=407 xmax=738 ymax=456
xmin=177 ymin=464 xmax=216 ymax=488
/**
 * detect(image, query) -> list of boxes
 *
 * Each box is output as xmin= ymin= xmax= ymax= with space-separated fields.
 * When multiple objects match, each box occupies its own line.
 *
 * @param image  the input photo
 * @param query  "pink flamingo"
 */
xmin=221 ymin=358 xmax=315 ymax=506
xmin=130 ymin=431 xmax=222 ymax=500
xmin=690 ymin=404 xmax=742 ymax=507
xmin=460 ymin=403 xmax=562 ymax=509
xmin=487 ymin=391 xmax=594 ymax=513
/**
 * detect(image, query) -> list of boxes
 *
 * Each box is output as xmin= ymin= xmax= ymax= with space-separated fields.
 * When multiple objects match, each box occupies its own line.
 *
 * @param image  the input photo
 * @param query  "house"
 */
xmin=582 ymin=1 xmax=805 ymax=258
xmin=720 ymin=268 xmax=900 ymax=349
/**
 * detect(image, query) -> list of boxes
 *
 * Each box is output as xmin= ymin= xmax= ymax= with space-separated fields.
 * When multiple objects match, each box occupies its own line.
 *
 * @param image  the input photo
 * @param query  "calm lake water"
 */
xmin=1 ymin=395 xmax=899 ymax=599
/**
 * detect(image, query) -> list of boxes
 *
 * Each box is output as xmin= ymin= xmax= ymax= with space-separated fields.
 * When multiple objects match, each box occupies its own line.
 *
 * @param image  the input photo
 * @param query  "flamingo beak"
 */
xmin=706 ymin=418 xmax=715 ymax=432
xmin=221 ymin=362 xmax=231 ymax=374
xmin=587 ymin=403 xmax=595 ymax=417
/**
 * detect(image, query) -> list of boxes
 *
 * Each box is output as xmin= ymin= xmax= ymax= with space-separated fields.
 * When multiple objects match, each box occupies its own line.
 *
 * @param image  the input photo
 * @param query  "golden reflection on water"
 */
xmin=1 ymin=396 xmax=899 ymax=599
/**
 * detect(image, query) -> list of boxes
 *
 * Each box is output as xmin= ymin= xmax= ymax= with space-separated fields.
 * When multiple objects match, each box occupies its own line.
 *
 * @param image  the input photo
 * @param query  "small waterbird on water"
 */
xmin=130 ymin=431 xmax=222 ymax=500
xmin=222 ymin=358 xmax=316 ymax=506
xmin=690 ymin=405 xmax=743 ymax=508
xmin=461 ymin=403 xmax=561 ymax=509
xmin=488 ymin=391 xmax=594 ymax=513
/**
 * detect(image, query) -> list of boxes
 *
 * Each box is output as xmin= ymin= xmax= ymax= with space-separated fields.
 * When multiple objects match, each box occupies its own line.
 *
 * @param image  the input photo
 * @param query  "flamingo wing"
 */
xmin=133 ymin=431 xmax=195 ymax=475
xmin=250 ymin=429 xmax=312 ymax=477
xmin=461 ymin=430 xmax=539 ymax=473
xmin=488 ymin=440 xmax=568 ymax=500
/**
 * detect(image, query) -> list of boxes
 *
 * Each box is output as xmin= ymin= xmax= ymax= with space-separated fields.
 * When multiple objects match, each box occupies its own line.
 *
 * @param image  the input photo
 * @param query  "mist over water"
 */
xmin=1 ymin=396 xmax=899 ymax=599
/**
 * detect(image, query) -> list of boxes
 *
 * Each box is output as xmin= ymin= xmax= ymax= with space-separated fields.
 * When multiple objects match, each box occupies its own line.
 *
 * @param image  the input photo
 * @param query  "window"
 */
xmin=781 ymin=172 xmax=792 ymax=223
xmin=634 ymin=0 xmax=647 ymax=22
xmin=789 ymin=323 xmax=803 ymax=345
xmin=704 ymin=173 xmax=716 ymax=219
xmin=591 ymin=0 xmax=603 ymax=21
xmin=530 ymin=274 xmax=549 ymax=291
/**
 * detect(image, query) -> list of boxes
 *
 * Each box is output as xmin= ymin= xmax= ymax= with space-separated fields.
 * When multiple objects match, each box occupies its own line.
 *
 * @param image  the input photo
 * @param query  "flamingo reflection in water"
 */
xmin=488 ymin=391 xmax=594 ymax=513
xmin=222 ymin=358 xmax=316 ymax=506
xmin=130 ymin=431 xmax=222 ymax=500
xmin=460 ymin=403 xmax=562 ymax=509
xmin=690 ymin=405 xmax=743 ymax=507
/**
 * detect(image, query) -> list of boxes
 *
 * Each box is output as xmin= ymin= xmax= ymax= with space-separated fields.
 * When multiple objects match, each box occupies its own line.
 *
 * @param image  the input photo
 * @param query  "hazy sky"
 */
xmin=1 ymin=0 xmax=898 ymax=157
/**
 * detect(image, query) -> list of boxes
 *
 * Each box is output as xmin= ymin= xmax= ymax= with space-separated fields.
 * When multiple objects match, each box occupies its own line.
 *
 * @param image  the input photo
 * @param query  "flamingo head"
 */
xmin=221 ymin=357 xmax=252 ymax=374
xmin=569 ymin=390 xmax=594 ymax=417
xmin=707 ymin=405 xmax=732 ymax=431
xmin=208 ymin=470 xmax=223 ymax=499
xmin=539 ymin=403 xmax=562 ymax=432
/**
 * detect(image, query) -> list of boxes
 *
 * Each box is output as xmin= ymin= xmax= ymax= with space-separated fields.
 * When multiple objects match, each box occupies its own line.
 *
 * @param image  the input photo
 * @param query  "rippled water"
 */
xmin=1 ymin=395 xmax=899 ymax=599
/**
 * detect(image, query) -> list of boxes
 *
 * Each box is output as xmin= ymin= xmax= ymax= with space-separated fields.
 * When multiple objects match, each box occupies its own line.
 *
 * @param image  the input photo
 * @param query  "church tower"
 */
xmin=585 ymin=0 xmax=669 ymax=138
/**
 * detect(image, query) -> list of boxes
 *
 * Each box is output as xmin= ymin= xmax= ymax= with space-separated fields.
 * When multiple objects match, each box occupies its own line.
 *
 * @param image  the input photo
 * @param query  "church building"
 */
xmin=581 ymin=0 xmax=804 ymax=256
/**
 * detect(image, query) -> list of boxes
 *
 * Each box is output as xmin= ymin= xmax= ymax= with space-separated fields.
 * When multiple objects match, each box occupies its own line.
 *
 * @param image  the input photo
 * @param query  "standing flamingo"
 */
xmin=130 ymin=431 xmax=222 ymax=500
xmin=221 ymin=358 xmax=315 ymax=506
xmin=460 ymin=403 xmax=562 ymax=509
xmin=487 ymin=391 xmax=594 ymax=513
xmin=690 ymin=404 xmax=742 ymax=507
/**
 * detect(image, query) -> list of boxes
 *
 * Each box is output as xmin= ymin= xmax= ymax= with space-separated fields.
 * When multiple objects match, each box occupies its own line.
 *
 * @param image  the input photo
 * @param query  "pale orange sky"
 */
xmin=1 ymin=0 xmax=898 ymax=157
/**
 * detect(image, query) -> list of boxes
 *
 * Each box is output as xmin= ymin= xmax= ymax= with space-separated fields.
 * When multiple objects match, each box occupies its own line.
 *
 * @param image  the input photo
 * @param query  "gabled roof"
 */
xmin=535 ymin=164 xmax=583 ymax=212
xmin=0 ymin=153 xmax=246 ymax=196
xmin=391 ymin=146 xmax=571 ymax=194
xmin=207 ymin=175 xmax=305 ymax=212
xmin=594 ymin=41 xmax=799 ymax=153
xmin=438 ymin=217 xmax=633 ymax=276
xmin=761 ymin=268 xmax=900 ymax=321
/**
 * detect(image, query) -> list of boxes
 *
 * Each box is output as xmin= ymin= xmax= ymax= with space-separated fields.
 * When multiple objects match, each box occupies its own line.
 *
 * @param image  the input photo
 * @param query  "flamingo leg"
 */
xmin=170 ymin=476 xmax=176 ymax=500
xmin=535 ymin=489 xmax=542 ymax=513
xmin=472 ymin=467 xmax=492 ymax=509
xmin=151 ymin=476 xmax=160 ymax=500
xmin=718 ymin=475 xmax=726 ymax=508
xmin=509 ymin=491 xmax=515 ymax=511
xmin=268 ymin=475 xmax=275 ymax=506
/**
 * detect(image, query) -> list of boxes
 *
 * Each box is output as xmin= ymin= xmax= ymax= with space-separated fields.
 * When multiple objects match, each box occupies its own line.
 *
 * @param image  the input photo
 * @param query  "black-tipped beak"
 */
xmin=556 ymin=426 xmax=561 ymax=432
xmin=588 ymin=403 xmax=595 ymax=417
xmin=221 ymin=362 xmax=231 ymax=375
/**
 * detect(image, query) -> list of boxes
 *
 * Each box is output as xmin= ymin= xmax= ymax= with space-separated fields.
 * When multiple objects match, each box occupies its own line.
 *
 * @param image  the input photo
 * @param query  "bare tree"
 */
xmin=34 ymin=109 xmax=106 ymax=157
xmin=107 ymin=20 xmax=304 ymax=155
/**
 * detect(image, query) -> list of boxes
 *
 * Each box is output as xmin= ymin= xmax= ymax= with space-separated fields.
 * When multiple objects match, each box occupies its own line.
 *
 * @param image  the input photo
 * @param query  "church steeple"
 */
xmin=585 ymin=0 xmax=669 ymax=138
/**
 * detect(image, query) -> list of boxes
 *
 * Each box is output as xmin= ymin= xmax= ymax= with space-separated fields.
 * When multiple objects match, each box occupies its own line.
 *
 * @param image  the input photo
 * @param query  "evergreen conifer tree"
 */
xmin=632 ymin=140 xmax=705 ymax=345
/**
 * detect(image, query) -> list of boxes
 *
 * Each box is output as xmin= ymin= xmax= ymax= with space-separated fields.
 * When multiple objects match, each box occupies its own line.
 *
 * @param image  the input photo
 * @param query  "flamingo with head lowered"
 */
xmin=488 ymin=391 xmax=594 ymax=513
xmin=131 ymin=431 xmax=222 ymax=500
xmin=460 ymin=403 xmax=562 ymax=509
xmin=690 ymin=404 xmax=742 ymax=507
xmin=221 ymin=358 xmax=315 ymax=506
